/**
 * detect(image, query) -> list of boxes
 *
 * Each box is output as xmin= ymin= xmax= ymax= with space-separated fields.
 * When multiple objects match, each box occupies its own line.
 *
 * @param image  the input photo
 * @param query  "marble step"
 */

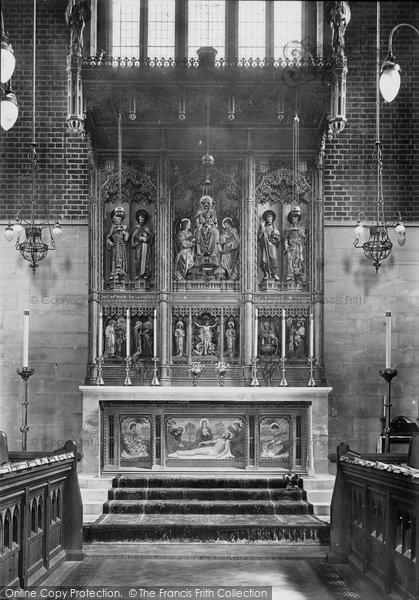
xmin=103 ymin=498 xmax=312 ymax=515
xmin=112 ymin=475 xmax=304 ymax=489
xmin=108 ymin=486 xmax=307 ymax=501
xmin=86 ymin=513 xmax=329 ymax=544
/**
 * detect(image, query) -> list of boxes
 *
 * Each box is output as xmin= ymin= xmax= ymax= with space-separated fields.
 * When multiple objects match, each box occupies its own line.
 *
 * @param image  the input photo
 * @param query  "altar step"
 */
xmin=79 ymin=474 xmax=335 ymax=523
xmin=84 ymin=474 xmax=330 ymax=544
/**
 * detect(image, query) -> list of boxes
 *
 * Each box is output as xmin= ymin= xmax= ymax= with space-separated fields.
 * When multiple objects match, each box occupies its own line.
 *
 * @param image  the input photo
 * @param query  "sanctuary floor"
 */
xmin=39 ymin=543 xmax=384 ymax=600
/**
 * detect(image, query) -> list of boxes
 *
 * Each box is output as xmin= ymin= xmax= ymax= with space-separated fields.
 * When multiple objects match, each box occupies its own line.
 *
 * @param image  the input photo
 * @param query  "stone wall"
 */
xmin=0 ymin=226 xmax=88 ymax=451
xmin=325 ymin=225 xmax=419 ymax=453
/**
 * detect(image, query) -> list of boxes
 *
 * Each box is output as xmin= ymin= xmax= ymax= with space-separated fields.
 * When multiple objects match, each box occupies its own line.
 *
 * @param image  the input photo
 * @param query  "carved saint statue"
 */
xmin=193 ymin=318 xmax=217 ymax=356
xmin=258 ymin=210 xmax=281 ymax=281
xmin=174 ymin=218 xmax=195 ymax=280
xmin=289 ymin=319 xmax=306 ymax=358
xmin=133 ymin=320 xmax=143 ymax=357
xmin=132 ymin=209 xmax=154 ymax=282
xmin=220 ymin=217 xmax=240 ymax=280
xmin=105 ymin=206 xmax=129 ymax=282
xmin=65 ymin=0 xmax=91 ymax=55
xmin=174 ymin=320 xmax=186 ymax=357
xmin=284 ymin=206 xmax=305 ymax=285
xmin=194 ymin=195 xmax=220 ymax=259
xmin=225 ymin=319 xmax=237 ymax=358
xmin=104 ymin=319 xmax=116 ymax=357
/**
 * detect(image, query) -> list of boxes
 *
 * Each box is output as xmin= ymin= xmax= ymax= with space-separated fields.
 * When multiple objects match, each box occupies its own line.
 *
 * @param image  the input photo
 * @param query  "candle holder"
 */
xmin=307 ymin=356 xmax=316 ymax=387
xmin=151 ymin=356 xmax=160 ymax=386
xmin=123 ymin=356 xmax=132 ymax=386
xmin=250 ymin=357 xmax=259 ymax=387
xmin=379 ymin=368 xmax=397 ymax=453
xmin=279 ymin=356 xmax=288 ymax=387
xmin=95 ymin=355 xmax=105 ymax=386
xmin=17 ymin=367 xmax=35 ymax=452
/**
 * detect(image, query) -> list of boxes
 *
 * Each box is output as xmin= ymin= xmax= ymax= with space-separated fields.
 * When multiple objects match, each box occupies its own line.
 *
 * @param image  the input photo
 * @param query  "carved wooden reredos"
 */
xmin=81 ymin=5 xmax=351 ymax=385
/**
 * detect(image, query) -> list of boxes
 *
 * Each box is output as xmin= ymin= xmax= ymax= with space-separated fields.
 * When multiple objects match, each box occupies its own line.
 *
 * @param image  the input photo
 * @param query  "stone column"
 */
xmin=243 ymin=140 xmax=256 ymax=370
xmin=158 ymin=149 xmax=170 ymax=383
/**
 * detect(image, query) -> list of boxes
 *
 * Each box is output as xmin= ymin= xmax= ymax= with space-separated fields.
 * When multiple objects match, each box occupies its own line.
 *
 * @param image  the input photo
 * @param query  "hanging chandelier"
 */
xmin=4 ymin=0 xmax=62 ymax=272
xmin=353 ymin=2 xmax=405 ymax=272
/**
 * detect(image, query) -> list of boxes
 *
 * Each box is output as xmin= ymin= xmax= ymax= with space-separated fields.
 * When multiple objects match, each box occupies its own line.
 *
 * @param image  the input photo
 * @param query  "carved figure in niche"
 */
xmin=259 ymin=320 xmax=279 ymax=356
xmin=228 ymin=420 xmax=245 ymax=459
xmin=261 ymin=422 xmax=289 ymax=458
xmin=195 ymin=418 xmax=213 ymax=447
xmin=142 ymin=320 xmax=153 ymax=357
xmin=193 ymin=318 xmax=217 ymax=356
xmin=133 ymin=320 xmax=143 ymax=357
xmin=284 ymin=207 xmax=305 ymax=285
xmin=258 ymin=210 xmax=281 ymax=281
xmin=174 ymin=320 xmax=186 ymax=357
xmin=121 ymin=422 xmax=149 ymax=459
xmin=220 ymin=217 xmax=240 ymax=280
xmin=132 ymin=209 xmax=154 ymax=281
xmin=104 ymin=319 xmax=116 ymax=356
xmin=289 ymin=319 xmax=306 ymax=358
xmin=168 ymin=431 xmax=234 ymax=459
xmin=330 ymin=1 xmax=351 ymax=55
xmin=194 ymin=195 xmax=220 ymax=259
xmin=115 ymin=316 xmax=126 ymax=356
xmin=66 ymin=0 xmax=91 ymax=54
xmin=174 ymin=219 xmax=195 ymax=280
xmin=225 ymin=319 xmax=237 ymax=358
xmin=105 ymin=206 xmax=129 ymax=282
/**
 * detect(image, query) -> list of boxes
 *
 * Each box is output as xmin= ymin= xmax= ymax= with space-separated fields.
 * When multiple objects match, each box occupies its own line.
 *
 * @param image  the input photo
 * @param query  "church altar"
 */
xmin=79 ymin=385 xmax=332 ymax=476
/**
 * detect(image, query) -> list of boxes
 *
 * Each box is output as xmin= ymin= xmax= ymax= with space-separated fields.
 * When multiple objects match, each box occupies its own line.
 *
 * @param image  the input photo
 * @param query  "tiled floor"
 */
xmin=40 ymin=543 xmax=384 ymax=600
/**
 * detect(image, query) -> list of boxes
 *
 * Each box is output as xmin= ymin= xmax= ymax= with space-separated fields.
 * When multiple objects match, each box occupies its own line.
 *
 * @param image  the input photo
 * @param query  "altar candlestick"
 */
xmin=385 ymin=310 xmax=391 ymax=369
xmin=153 ymin=309 xmax=157 ymax=356
xmin=98 ymin=310 xmax=103 ymax=356
xmin=126 ymin=308 xmax=130 ymax=357
xmin=309 ymin=313 xmax=314 ymax=358
xmin=254 ymin=308 xmax=258 ymax=359
xmin=281 ymin=309 xmax=286 ymax=358
xmin=23 ymin=309 xmax=29 ymax=368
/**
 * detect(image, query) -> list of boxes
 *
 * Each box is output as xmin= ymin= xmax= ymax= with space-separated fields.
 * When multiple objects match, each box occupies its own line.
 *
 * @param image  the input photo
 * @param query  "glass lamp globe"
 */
xmin=0 ymin=39 xmax=16 ymax=83
xmin=4 ymin=225 xmax=13 ymax=242
xmin=52 ymin=222 xmax=62 ymax=238
xmin=379 ymin=62 xmax=401 ymax=103
xmin=395 ymin=221 xmax=406 ymax=246
xmin=0 ymin=91 xmax=19 ymax=130
xmin=12 ymin=220 xmax=23 ymax=236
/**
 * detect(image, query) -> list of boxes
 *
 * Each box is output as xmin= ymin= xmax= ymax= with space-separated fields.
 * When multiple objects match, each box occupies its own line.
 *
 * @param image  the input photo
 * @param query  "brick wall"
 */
xmin=0 ymin=0 xmax=90 ymax=222
xmin=324 ymin=1 xmax=419 ymax=222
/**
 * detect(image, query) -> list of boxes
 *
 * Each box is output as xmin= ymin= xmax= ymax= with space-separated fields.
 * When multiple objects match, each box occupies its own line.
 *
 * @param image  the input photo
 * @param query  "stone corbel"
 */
xmin=65 ymin=0 xmax=91 ymax=134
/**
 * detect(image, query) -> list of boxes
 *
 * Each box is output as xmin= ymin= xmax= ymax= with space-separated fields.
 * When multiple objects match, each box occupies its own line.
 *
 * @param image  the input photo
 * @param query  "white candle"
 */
xmin=309 ymin=313 xmax=314 ymax=358
xmin=153 ymin=309 xmax=157 ymax=357
xmin=385 ymin=310 xmax=391 ymax=369
xmin=98 ymin=310 xmax=103 ymax=357
xmin=126 ymin=308 xmax=130 ymax=357
xmin=254 ymin=309 xmax=258 ymax=359
xmin=23 ymin=309 xmax=29 ymax=368
xmin=281 ymin=309 xmax=286 ymax=358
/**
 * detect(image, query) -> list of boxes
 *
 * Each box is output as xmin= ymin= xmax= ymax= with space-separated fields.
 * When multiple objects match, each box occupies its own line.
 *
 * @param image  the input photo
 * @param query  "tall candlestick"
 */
xmin=126 ymin=308 xmax=130 ymax=357
xmin=281 ymin=309 xmax=286 ymax=358
xmin=23 ymin=309 xmax=29 ymax=368
xmin=385 ymin=310 xmax=391 ymax=369
xmin=309 ymin=313 xmax=314 ymax=358
xmin=153 ymin=309 xmax=157 ymax=356
xmin=98 ymin=310 xmax=103 ymax=356
xmin=254 ymin=308 xmax=258 ymax=359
